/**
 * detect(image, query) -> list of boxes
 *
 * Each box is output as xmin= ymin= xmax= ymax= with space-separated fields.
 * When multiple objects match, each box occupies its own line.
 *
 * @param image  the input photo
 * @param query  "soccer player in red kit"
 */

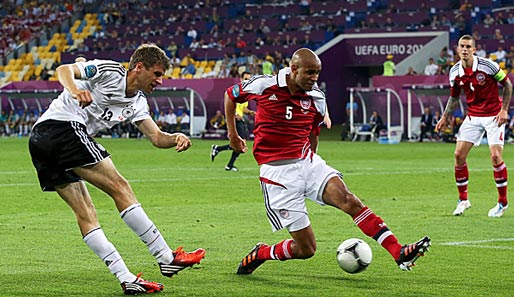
xmin=225 ymin=48 xmax=431 ymax=274
xmin=436 ymin=35 xmax=513 ymax=217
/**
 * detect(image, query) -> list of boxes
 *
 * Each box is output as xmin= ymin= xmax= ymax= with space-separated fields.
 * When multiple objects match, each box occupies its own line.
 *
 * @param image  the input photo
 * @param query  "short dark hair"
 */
xmin=241 ymin=71 xmax=251 ymax=78
xmin=129 ymin=44 xmax=171 ymax=71
xmin=458 ymin=34 xmax=475 ymax=47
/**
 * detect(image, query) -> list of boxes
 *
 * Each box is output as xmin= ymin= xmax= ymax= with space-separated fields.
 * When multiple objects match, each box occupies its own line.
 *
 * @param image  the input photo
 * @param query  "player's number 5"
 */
xmin=285 ymin=106 xmax=293 ymax=120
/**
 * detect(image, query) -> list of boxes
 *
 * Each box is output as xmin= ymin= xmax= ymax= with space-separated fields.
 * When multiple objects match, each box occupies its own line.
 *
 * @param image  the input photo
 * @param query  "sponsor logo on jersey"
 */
xmin=268 ymin=94 xmax=277 ymax=100
xmin=85 ymin=65 xmax=97 ymax=78
xmin=231 ymin=84 xmax=240 ymax=97
xmin=300 ymin=99 xmax=311 ymax=109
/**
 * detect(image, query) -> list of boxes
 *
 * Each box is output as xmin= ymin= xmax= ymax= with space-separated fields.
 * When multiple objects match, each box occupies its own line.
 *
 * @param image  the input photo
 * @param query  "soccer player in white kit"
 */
xmin=28 ymin=44 xmax=205 ymax=295
xmin=226 ymin=48 xmax=431 ymax=274
xmin=436 ymin=34 xmax=513 ymax=217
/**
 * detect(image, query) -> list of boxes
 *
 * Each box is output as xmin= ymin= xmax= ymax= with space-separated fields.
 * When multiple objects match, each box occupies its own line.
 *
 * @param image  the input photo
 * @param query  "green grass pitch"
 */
xmin=1 ymin=129 xmax=513 ymax=296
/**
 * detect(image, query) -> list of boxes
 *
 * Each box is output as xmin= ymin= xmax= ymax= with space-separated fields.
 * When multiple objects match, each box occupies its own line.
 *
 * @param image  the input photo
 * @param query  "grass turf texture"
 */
xmin=1 ymin=130 xmax=512 ymax=296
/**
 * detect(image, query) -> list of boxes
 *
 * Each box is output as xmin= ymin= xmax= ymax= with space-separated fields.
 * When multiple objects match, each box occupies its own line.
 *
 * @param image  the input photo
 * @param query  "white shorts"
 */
xmin=259 ymin=153 xmax=341 ymax=232
xmin=457 ymin=115 xmax=505 ymax=146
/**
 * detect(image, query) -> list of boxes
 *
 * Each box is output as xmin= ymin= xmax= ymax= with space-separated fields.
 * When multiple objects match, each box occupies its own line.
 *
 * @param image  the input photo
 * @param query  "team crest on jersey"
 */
xmin=231 ymin=84 xmax=240 ymax=97
xmin=300 ymin=99 xmax=311 ymax=109
xmin=279 ymin=209 xmax=289 ymax=219
xmin=122 ymin=107 xmax=134 ymax=118
xmin=476 ymin=73 xmax=486 ymax=84
xmin=85 ymin=65 xmax=97 ymax=78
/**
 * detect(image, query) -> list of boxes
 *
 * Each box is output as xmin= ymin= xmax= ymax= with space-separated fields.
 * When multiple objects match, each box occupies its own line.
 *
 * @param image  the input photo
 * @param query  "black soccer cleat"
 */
xmin=211 ymin=145 xmax=219 ymax=162
xmin=396 ymin=236 xmax=431 ymax=271
xmin=237 ymin=243 xmax=267 ymax=275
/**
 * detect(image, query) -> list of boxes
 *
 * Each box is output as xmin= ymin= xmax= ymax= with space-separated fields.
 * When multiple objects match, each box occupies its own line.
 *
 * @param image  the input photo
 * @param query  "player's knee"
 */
xmin=454 ymin=151 xmax=466 ymax=163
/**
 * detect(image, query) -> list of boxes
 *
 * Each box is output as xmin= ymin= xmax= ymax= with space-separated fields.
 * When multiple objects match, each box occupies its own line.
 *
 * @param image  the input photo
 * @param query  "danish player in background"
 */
xmin=436 ymin=34 xmax=513 ymax=217
xmin=225 ymin=48 xmax=431 ymax=274
xmin=28 ymin=44 xmax=205 ymax=295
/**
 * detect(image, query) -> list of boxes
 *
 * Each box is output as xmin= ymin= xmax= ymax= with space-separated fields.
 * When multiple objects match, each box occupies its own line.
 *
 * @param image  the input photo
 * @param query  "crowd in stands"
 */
xmin=0 ymin=109 xmax=39 ymax=137
xmin=2 ymin=0 xmax=514 ymax=83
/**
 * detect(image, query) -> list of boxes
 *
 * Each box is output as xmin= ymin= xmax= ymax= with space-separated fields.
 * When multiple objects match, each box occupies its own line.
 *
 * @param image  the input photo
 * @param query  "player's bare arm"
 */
xmin=224 ymin=91 xmax=247 ymax=153
xmin=243 ymin=106 xmax=256 ymax=116
xmin=496 ymin=77 xmax=513 ymax=126
xmin=309 ymin=133 xmax=319 ymax=153
xmin=56 ymin=63 xmax=93 ymax=108
xmin=136 ymin=118 xmax=191 ymax=151
xmin=436 ymin=96 xmax=459 ymax=132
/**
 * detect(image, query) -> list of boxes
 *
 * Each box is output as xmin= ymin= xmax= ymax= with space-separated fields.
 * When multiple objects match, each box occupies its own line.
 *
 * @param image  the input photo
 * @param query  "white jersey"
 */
xmin=35 ymin=59 xmax=151 ymax=136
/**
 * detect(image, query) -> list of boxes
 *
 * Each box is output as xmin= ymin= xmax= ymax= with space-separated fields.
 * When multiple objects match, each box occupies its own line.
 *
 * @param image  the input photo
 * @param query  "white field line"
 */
xmin=0 ymin=167 xmax=497 ymax=187
xmin=440 ymin=238 xmax=514 ymax=250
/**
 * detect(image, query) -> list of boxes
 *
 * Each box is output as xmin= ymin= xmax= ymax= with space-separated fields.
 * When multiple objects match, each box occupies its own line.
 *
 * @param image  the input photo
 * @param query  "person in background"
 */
xmin=424 ymin=58 xmax=439 ymax=75
xmin=419 ymin=107 xmax=434 ymax=142
xmin=382 ymin=54 xmax=395 ymax=76
xmin=225 ymin=48 xmax=430 ymax=276
xmin=210 ymin=110 xmax=226 ymax=129
xmin=405 ymin=66 xmax=418 ymax=75
xmin=435 ymin=35 xmax=513 ymax=217
xmin=28 ymin=44 xmax=206 ymax=295
xmin=211 ymin=71 xmax=255 ymax=171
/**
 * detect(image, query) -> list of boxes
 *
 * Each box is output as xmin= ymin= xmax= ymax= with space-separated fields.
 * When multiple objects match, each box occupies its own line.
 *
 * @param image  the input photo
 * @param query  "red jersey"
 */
xmin=449 ymin=55 xmax=507 ymax=117
xmin=226 ymin=67 xmax=326 ymax=165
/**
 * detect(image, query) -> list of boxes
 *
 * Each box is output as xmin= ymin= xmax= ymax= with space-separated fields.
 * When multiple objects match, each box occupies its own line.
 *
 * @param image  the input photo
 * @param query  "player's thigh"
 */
xmin=457 ymin=116 xmax=486 ymax=145
xmin=260 ymin=163 xmax=308 ymax=232
xmin=74 ymin=157 xmax=132 ymax=198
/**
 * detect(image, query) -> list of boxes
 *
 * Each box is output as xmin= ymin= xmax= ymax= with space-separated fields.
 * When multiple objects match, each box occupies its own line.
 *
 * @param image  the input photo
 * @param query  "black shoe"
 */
xmin=121 ymin=273 xmax=163 ymax=295
xmin=211 ymin=145 xmax=219 ymax=162
xmin=396 ymin=236 xmax=431 ymax=271
xmin=237 ymin=243 xmax=267 ymax=275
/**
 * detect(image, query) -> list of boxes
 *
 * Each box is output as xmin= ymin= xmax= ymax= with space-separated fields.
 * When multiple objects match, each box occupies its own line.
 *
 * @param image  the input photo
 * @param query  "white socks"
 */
xmin=120 ymin=204 xmax=174 ymax=264
xmin=83 ymin=228 xmax=136 ymax=283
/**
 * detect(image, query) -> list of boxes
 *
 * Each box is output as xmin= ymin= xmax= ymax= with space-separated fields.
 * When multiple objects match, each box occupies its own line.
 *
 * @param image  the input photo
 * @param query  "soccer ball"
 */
xmin=336 ymin=238 xmax=372 ymax=274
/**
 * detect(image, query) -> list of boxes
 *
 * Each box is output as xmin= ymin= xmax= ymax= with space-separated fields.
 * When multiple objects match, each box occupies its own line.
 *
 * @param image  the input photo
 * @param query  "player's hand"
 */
xmin=72 ymin=90 xmax=93 ymax=108
xmin=229 ymin=135 xmax=247 ymax=153
xmin=494 ymin=109 xmax=509 ymax=127
xmin=435 ymin=117 xmax=447 ymax=132
xmin=323 ymin=113 xmax=332 ymax=129
xmin=174 ymin=133 xmax=191 ymax=152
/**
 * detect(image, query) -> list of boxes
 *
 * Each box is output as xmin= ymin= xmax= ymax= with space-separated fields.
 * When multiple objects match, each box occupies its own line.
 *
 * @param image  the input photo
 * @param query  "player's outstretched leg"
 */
xmin=396 ymin=236 xmax=431 ymax=271
xmin=159 ymin=247 xmax=206 ymax=278
xmin=121 ymin=273 xmax=163 ymax=295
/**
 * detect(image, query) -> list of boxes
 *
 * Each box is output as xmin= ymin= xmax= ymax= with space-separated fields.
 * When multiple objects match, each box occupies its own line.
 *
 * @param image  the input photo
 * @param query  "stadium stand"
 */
xmin=2 ymin=1 xmax=514 ymax=83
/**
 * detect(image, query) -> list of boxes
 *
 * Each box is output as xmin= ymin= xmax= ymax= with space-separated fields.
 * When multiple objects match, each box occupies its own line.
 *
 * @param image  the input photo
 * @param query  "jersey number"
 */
xmin=101 ymin=108 xmax=113 ymax=121
xmin=285 ymin=106 xmax=293 ymax=120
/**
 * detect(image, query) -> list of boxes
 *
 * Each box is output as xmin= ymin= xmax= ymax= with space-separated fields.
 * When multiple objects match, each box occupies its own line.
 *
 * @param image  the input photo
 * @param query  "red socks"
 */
xmin=455 ymin=163 xmax=469 ymax=200
xmin=494 ymin=162 xmax=508 ymax=205
xmin=257 ymin=239 xmax=293 ymax=261
xmin=353 ymin=207 xmax=401 ymax=260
